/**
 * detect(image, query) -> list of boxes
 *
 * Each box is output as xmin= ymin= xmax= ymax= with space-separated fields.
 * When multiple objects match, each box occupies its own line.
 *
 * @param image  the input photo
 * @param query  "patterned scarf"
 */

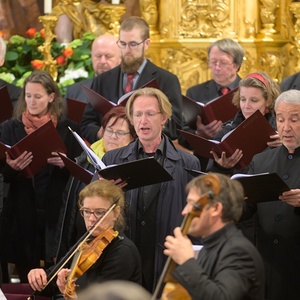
xmin=22 ymin=108 xmax=58 ymax=134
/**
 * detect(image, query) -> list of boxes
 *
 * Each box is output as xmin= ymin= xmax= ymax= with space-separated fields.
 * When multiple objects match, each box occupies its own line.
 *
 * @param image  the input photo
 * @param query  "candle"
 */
xmin=44 ymin=0 xmax=52 ymax=14
xmin=111 ymin=0 xmax=120 ymax=4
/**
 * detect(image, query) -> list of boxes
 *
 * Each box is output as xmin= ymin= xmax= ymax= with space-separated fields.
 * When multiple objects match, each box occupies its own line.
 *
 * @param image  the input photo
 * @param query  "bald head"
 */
xmin=91 ymin=34 xmax=121 ymax=76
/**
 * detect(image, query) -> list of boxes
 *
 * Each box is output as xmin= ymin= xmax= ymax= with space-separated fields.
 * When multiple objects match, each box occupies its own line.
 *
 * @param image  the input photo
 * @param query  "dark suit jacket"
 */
xmin=186 ymin=76 xmax=242 ymax=104
xmin=65 ymin=77 xmax=93 ymax=103
xmin=80 ymin=60 xmax=182 ymax=143
xmin=0 ymin=79 xmax=21 ymax=104
xmin=280 ymin=72 xmax=300 ymax=91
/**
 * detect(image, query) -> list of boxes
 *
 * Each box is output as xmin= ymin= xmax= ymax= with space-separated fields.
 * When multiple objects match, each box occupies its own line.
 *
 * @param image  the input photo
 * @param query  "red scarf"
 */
xmin=22 ymin=109 xmax=58 ymax=134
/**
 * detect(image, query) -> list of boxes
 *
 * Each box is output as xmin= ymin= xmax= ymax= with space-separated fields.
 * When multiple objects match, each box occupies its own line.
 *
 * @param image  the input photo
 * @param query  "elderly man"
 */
xmin=65 ymin=34 xmax=121 ymax=102
xmin=186 ymin=38 xmax=244 ymax=139
xmin=244 ymin=89 xmax=300 ymax=300
xmin=102 ymin=87 xmax=200 ymax=292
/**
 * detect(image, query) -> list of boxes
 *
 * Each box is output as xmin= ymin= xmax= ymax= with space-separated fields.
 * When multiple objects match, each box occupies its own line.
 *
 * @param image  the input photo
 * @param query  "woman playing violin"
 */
xmin=162 ymin=173 xmax=264 ymax=300
xmin=28 ymin=179 xmax=142 ymax=298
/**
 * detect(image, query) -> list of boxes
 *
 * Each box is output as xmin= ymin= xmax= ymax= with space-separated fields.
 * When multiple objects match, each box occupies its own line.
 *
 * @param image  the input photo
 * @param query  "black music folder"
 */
xmin=179 ymin=110 xmax=276 ymax=169
xmin=67 ymin=127 xmax=173 ymax=190
xmin=98 ymin=157 xmax=174 ymax=191
xmin=61 ymin=152 xmax=173 ymax=190
xmin=182 ymin=87 xmax=239 ymax=130
xmin=1 ymin=120 xmax=67 ymax=178
xmin=185 ymin=168 xmax=290 ymax=205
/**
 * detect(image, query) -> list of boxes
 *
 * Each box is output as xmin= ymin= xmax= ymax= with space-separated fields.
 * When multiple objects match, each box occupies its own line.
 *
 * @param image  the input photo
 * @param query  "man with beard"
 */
xmin=80 ymin=16 xmax=182 ymax=144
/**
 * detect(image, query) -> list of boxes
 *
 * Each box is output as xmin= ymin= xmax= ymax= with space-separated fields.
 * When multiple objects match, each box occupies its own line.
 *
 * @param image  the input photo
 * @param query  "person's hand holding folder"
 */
xmin=47 ymin=152 xmax=67 ymax=169
xmin=210 ymin=148 xmax=243 ymax=169
xmin=5 ymin=150 xmax=33 ymax=172
xmin=195 ymin=115 xmax=222 ymax=139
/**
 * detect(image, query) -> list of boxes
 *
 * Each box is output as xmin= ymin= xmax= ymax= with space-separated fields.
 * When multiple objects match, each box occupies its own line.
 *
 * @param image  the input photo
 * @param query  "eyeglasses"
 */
xmin=132 ymin=111 xmax=162 ymax=119
xmin=208 ymin=60 xmax=234 ymax=68
xmin=79 ymin=208 xmax=107 ymax=219
xmin=104 ymin=128 xmax=130 ymax=138
xmin=116 ymin=38 xmax=147 ymax=50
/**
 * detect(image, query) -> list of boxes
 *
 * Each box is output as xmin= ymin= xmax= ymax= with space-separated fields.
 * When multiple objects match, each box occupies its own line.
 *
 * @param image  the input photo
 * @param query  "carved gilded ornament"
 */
xmin=179 ymin=0 xmax=231 ymax=38
xmin=38 ymin=15 xmax=58 ymax=81
xmin=290 ymin=1 xmax=300 ymax=72
xmin=259 ymin=0 xmax=279 ymax=35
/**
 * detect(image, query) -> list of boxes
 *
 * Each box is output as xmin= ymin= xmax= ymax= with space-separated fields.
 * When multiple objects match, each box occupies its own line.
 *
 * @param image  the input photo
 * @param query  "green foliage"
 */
xmin=0 ymin=31 xmax=97 ymax=94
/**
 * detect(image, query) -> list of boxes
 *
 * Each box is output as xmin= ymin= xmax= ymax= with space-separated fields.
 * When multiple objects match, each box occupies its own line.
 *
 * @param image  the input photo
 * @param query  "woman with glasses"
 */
xmin=28 ymin=180 xmax=142 ymax=298
xmin=45 ymin=106 xmax=136 ymax=278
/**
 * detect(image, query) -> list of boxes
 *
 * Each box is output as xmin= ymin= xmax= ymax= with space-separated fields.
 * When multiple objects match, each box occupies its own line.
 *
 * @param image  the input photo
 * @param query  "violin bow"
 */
xmin=28 ymin=198 xmax=119 ymax=299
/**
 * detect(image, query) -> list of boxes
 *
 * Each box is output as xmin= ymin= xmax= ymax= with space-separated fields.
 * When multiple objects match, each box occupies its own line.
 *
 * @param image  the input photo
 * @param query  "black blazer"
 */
xmin=65 ymin=77 xmax=94 ymax=103
xmin=186 ymin=75 xmax=242 ymax=104
xmin=280 ymin=72 xmax=300 ymax=92
xmin=80 ymin=60 xmax=182 ymax=143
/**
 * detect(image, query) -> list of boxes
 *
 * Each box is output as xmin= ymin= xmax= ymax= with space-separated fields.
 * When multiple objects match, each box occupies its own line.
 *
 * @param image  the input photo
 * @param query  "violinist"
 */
xmin=162 ymin=173 xmax=264 ymax=300
xmin=28 ymin=179 xmax=142 ymax=298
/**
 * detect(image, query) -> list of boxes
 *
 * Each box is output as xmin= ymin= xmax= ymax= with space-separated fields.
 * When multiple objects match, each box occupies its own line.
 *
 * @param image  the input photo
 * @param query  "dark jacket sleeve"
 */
xmin=80 ymin=101 xmax=102 ymax=144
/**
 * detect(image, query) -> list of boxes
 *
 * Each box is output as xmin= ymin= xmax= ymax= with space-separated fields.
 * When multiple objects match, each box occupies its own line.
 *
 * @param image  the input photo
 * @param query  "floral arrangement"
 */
xmin=0 ymin=28 xmax=97 ymax=95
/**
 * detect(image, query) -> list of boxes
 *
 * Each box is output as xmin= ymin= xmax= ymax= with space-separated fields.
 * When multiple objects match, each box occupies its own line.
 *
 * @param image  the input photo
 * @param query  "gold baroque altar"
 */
xmin=49 ymin=0 xmax=300 ymax=93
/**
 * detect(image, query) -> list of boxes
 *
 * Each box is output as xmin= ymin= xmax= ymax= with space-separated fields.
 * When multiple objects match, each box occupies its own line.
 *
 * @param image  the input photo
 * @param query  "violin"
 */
xmin=152 ymin=173 xmax=221 ymax=300
xmin=27 ymin=200 xmax=119 ymax=299
xmin=64 ymin=227 xmax=118 ymax=298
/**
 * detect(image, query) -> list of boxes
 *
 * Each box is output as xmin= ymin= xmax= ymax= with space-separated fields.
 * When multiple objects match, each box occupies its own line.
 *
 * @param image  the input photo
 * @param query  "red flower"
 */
xmin=0 ymin=31 xmax=4 ymax=38
xmin=40 ymin=28 xmax=45 ymax=39
xmin=62 ymin=46 xmax=73 ymax=58
xmin=31 ymin=59 xmax=45 ymax=70
xmin=56 ymin=55 xmax=66 ymax=65
xmin=26 ymin=28 xmax=37 ymax=38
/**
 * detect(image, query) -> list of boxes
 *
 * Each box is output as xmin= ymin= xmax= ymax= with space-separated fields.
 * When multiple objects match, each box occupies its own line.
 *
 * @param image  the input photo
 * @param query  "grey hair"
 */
xmin=274 ymin=89 xmax=300 ymax=110
xmin=208 ymin=38 xmax=244 ymax=70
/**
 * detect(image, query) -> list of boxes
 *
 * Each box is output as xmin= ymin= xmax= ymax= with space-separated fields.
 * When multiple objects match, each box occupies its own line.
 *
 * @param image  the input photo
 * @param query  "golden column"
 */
xmin=290 ymin=1 xmax=300 ymax=72
xmin=38 ymin=15 xmax=58 ymax=81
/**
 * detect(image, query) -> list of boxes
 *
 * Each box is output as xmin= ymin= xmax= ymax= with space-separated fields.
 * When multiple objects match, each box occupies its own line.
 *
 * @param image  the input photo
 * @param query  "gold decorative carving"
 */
xmin=100 ymin=4 xmax=126 ymax=36
xmin=259 ymin=52 xmax=285 ymax=83
xmin=38 ymin=15 xmax=58 ymax=81
xmin=290 ymin=2 xmax=300 ymax=72
xmin=140 ymin=0 xmax=159 ymax=38
xmin=259 ymin=0 xmax=280 ymax=36
xmin=160 ymin=47 xmax=208 ymax=93
xmin=42 ymin=0 xmax=300 ymax=86
xmin=179 ymin=0 xmax=231 ymax=38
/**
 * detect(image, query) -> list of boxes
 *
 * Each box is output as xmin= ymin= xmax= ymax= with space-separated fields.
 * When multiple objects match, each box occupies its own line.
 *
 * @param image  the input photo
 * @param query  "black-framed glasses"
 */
xmin=104 ymin=128 xmax=130 ymax=138
xmin=116 ymin=38 xmax=147 ymax=49
xmin=79 ymin=208 xmax=107 ymax=219
xmin=208 ymin=60 xmax=234 ymax=68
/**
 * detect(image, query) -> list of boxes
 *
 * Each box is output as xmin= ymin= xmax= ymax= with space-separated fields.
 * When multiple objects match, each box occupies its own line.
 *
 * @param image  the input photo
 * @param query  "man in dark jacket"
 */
xmin=186 ymin=38 xmax=244 ymax=139
xmin=162 ymin=173 xmax=265 ymax=300
xmin=246 ymin=89 xmax=300 ymax=300
xmin=80 ymin=16 xmax=182 ymax=143
xmin=102 ymin=87 xmax=200 ymax=293
xmin=280 ymin=71 xmax=300 ymax=92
